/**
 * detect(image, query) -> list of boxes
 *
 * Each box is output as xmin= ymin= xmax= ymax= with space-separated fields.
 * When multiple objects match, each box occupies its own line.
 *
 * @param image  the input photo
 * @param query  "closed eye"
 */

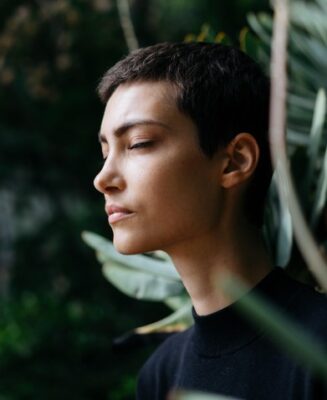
xmin=129 ymin=141 xmax=153 ymax=150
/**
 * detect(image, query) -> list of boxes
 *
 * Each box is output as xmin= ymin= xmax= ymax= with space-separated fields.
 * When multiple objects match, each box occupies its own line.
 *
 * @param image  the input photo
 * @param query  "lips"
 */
xmin=105 ymin=204 xmax=134 ymax=224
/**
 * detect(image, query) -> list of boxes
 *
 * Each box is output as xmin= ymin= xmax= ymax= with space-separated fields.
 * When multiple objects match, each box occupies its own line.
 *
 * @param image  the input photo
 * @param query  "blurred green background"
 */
xmin=0 ymin=1 xmax=270 ymax=399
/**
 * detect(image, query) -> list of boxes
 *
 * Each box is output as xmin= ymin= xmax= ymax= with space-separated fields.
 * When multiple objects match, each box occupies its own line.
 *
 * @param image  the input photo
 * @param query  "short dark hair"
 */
xmin=97 ymin=42 xmax=272 ymax=227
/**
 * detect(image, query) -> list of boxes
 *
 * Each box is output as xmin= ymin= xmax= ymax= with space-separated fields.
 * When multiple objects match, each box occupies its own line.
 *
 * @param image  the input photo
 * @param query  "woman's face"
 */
xmin=94 ymin=81 xmax=225 ymax=255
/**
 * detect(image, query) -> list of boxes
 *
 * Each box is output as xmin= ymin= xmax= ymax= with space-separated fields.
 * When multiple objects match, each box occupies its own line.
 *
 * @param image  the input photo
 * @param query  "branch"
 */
xmin=116 ymin=0 xmax=139 ymax=52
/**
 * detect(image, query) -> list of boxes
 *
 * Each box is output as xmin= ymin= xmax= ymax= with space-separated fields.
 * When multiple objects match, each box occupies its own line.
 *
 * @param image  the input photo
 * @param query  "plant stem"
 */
xmin=116 ymin=0 xmax=139 ymax=52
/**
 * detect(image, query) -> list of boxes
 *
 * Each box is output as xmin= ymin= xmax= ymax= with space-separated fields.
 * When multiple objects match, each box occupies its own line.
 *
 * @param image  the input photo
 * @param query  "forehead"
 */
xmin=100 ymin=81 xmax=182 ymax=133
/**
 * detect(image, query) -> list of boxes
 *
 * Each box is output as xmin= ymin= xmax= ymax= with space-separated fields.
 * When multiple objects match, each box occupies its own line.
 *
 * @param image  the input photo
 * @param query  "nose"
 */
xmin=93 ymin=158 xmax=125 ymax=194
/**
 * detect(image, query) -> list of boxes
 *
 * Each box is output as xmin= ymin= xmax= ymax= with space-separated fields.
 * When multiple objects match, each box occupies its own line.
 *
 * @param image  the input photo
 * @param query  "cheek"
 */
xmin=137 ymin=154 xmax=219 ymax=231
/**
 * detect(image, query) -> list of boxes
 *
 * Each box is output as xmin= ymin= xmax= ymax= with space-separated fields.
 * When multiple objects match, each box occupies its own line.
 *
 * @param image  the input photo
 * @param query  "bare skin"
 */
xmin=94 ymin=81 xmax=273 ymax=316
xmin=167 ymin=216 xmax=273 ymax=315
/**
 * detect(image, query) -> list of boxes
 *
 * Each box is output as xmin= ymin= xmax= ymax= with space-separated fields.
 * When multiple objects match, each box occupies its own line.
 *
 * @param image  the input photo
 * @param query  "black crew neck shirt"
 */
xmin=136 ymin=267 xmax=327 ymax=400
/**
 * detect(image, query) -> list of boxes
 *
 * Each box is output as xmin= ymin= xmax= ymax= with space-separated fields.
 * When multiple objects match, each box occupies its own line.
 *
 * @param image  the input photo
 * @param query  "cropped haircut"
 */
xmin=97 ymin=42 xmax=272 ymax=227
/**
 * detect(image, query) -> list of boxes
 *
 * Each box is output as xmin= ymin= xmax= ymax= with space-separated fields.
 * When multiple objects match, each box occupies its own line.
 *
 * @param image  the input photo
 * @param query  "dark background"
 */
xmin=0 ymin=1 xmax=270 ymax=398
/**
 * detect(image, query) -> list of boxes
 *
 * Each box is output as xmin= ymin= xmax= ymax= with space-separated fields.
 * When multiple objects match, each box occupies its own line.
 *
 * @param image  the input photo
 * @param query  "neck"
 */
xmin=164 ymin=219 xmax=273 ymax=316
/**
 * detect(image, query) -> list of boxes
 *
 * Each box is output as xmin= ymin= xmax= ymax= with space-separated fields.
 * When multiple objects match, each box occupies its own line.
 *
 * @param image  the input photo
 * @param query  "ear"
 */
xmin=221 ymin=133 xmax=260 ymax=189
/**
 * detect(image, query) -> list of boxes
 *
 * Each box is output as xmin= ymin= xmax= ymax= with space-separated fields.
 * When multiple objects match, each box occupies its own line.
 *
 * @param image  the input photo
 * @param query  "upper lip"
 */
xmin=105 ymin=204 xmax=133 ymax=216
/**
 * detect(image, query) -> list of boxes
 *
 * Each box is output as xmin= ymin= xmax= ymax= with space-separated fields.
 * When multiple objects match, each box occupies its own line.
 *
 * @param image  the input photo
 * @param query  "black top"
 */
xmin=136 ymin=267 xmax=327 ymax=400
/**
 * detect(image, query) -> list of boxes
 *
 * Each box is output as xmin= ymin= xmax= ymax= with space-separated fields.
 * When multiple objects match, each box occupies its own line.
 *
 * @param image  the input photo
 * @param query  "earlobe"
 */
xmin=221 ymin=133 xmax=259 ymax=189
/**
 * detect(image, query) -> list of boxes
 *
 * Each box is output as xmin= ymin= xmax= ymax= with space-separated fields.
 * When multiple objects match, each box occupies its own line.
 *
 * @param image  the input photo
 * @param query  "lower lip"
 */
xmin=108 ymin=212 xmax=135 ymax=224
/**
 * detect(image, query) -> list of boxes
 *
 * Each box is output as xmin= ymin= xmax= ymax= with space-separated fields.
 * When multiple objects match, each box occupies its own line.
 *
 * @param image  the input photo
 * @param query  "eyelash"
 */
xmin=129 ymin=141 xmax=153 ymax=150
xmin=100 ymin=141 xmax=153 ymax=163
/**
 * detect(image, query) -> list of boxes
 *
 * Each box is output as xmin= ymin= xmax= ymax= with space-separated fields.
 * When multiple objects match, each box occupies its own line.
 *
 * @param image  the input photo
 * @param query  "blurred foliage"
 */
xmin=145 ymin=0 xmax=269 ymax=43
xmin=0 ymin=0 xmax=272 ymax=398
xmin=247 ymin=2 xmax=327 ymax=282
xmin=0 ymin=0 xmax=125 ymax=298
xmin=0 ymin=291 xmax=159 ymax=399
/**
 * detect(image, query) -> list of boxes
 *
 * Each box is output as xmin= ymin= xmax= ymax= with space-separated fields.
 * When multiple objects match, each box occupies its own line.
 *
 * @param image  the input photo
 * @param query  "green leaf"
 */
xmin=276 ymin=197 xmax=293 ymax=268
xmin=316 ymin=0 xmax=327 ymax=13
xmin=221 ymin=275 xmax=327 ymax=381
xmin=286 ymin=129 xmax=310 ymax=147
xmin=81 ymin=231 xmax=180 ymax=281
xmin=263 ymin=180 xmax=280 ymax=261
xmin=289 ymin=56 xmax=327 ymax=89
xmin=287 ymin=106 xmax=313 ymax=126
xmin=135 ymin=302 xmax=193 ymax=335
xmin=82 ymin=231 xmax=184 ymax=300
xmin=147 ymin=250 xmax=172 ymax=262
xmin=311 ymin=145 xmax=327 ymax=228
xmin=288 ymin=93 xmax=315 ymax=111
xmin=305 ymin=89 xmax=326 ymax=202
xmin=290 ymin=31 xmax=327 ymax=71
xmin=239 ymin=28 xmax=260 ymax=61
xmin=264 ymin=178 xmax=292 ymax=266
xmin=102 ymin=261 xmax=184 ymax=301
xmin=247 ymin=13 xmax=272 ymax=46
xmin=290 ymin=2 xmax=327 ymax=45
xmin=164 ymin=295 xmax=190 ymax=311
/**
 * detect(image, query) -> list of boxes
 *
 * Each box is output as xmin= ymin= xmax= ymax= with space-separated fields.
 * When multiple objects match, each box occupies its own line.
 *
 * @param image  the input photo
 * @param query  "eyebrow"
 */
xmin=98 ymin=119 xmax=172 ymax=143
